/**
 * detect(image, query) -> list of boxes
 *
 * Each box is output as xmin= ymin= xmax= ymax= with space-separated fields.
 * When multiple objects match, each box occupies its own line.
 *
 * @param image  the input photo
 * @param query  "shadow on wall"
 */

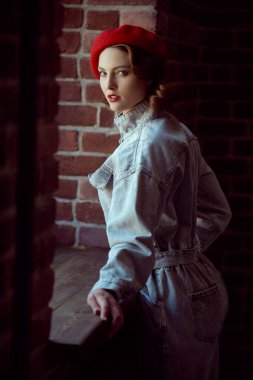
xmin=0 ymin=0 xmax=63 ymax=379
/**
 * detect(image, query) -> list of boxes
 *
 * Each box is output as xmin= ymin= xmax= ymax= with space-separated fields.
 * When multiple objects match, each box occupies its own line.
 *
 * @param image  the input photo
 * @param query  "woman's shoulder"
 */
xmin=144 ymin=111 xmax=197 ymax=146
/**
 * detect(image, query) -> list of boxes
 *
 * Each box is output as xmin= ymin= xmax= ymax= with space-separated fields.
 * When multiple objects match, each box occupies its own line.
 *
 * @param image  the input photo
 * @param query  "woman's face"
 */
xmin=98 ymin=47 xmax=150 ymax=114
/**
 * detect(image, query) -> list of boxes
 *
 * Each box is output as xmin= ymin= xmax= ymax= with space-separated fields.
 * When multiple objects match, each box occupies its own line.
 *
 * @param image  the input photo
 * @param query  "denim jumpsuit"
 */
xmin=88 ymin=100 xmax=232 ymax=380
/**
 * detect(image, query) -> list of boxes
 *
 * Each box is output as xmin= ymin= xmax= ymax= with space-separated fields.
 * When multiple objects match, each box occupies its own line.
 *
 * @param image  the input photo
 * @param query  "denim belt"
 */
xmin=154 ymin=248 xmax=199 ymax=268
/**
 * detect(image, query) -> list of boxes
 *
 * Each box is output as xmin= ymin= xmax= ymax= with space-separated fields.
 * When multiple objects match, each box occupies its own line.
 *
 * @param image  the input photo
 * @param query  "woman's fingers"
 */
xmin=87 ymin=292 xmax=101 ymax=316
xmin=109 ymin=302 xmax=124 ymax=338
xmin=87 ymin=289 xmax=124 ymax=338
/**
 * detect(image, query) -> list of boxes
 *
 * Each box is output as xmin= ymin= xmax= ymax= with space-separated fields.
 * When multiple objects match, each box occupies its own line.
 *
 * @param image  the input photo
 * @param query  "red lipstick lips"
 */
xmin=108 ymin=94 xmax=121 ymax=102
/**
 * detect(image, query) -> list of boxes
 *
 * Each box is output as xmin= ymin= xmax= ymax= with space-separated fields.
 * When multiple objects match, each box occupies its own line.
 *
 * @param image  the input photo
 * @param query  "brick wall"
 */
xmin=0 ymin=1 xmax=61 ymax=378
xmin=0 ymin=1 xmax=20 ymax=374
xmin=157 ymin=0 xmax=253 ymax=378
xmin=54 ymin=0 xmax=252 ymax=378
xmin=54 ymin=0 xmax=157 ymax=248
xmin=196 ymin=3 xmax=253 ymax=379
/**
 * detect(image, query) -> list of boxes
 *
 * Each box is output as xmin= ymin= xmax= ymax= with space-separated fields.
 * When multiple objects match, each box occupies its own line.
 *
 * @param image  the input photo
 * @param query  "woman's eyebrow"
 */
xmin=98 ymin=65 xmax=131 ymax=71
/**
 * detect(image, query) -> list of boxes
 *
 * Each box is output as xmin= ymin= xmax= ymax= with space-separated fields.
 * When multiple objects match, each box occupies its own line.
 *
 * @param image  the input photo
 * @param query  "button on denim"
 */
xmin=89 ymin=100 xmax=232 ymax=379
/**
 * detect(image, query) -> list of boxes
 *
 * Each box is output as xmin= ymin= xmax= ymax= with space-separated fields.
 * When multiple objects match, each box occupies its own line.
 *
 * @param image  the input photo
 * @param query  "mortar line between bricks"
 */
xmin=84 ymin=5 xmax=155 ymax=11
xmin=56 ymin=151 xmax=109 ymax=157
xmin=55 ymin=220 xmax=106 ymax=228
xmin=58 ymin=125 xmax=118 ymax=133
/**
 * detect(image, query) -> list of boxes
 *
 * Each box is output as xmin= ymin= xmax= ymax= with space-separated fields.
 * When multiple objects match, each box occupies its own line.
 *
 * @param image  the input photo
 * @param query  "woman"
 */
xmin=87 ymin=24 xmax=232 ymax=380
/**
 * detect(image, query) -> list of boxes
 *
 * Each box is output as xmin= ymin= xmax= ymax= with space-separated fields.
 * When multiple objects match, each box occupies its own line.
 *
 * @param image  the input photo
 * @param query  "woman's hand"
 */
xmin=87 ymin=288 xmax=124 ymax=339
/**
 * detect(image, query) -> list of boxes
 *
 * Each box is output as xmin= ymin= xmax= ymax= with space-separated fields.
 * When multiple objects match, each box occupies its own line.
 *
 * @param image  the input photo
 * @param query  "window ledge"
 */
xmin=48 ymin=246 xmax=109 ymax=356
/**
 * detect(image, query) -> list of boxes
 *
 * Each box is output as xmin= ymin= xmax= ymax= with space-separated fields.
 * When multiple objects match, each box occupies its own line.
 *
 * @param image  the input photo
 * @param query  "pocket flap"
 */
xmin=88 ymin=164 xmax=113 ymax=190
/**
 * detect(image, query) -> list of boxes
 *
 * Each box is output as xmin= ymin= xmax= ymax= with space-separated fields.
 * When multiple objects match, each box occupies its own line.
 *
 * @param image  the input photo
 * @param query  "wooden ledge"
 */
xmin=48 ymin=246 xmax=109 ymax=358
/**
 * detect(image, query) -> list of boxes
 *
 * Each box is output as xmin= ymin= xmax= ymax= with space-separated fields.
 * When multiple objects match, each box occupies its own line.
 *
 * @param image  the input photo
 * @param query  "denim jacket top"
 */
xmin=89 ymin=100 xmax=232 ymax=301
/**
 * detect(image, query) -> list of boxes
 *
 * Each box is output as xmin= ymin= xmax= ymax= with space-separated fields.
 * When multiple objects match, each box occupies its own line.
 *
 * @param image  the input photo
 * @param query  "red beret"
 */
xmin=90 ymin=24 xmax=168 ymax=79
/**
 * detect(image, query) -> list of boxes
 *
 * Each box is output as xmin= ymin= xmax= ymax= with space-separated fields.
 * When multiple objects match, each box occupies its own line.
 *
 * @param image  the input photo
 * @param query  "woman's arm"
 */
xmin=87 ymin=170 xmax=163 ymax=335
xmin=196 ymin=157 xmax=232 ymax=252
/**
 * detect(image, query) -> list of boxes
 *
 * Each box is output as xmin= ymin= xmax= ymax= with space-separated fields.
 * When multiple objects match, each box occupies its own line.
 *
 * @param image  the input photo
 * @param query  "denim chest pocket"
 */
xmin=190 ymin=283 xmax=225 ymax=343
xmin=88 ymin=164 xmax=113 ymax=190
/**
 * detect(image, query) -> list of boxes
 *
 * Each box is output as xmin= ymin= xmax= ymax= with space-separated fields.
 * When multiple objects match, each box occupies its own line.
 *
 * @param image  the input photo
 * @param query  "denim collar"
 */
xmin=114 ymin=100 xmax=154 ymax=142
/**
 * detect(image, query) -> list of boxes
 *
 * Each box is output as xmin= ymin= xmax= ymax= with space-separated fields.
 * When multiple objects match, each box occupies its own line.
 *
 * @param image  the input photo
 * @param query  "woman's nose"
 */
xmin=106 ymin=74 xmax=117 ymax=89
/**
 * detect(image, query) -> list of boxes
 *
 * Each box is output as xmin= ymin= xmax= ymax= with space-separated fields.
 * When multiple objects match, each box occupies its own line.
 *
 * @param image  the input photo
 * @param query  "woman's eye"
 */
xmin=117 ymin=71 xmax=128 ymax=77
xmin=99 ymin=71 xmax=107 ymax=77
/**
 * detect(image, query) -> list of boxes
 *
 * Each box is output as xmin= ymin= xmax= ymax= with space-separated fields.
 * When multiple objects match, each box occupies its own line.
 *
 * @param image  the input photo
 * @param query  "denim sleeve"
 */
xmin=196 ymin=157 xmax=232 ymax=252
xmin=91 ymin=171 xmax=163 ymax=301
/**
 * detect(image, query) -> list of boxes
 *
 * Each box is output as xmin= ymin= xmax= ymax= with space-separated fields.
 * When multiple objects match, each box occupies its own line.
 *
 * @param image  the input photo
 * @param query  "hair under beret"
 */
xmin=90 ymin=24 xmax=168 ymax=79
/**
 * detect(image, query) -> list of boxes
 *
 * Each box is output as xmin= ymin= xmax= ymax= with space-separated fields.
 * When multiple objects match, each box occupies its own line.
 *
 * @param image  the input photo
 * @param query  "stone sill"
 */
xmin=48 ymin=245 xmax=109 ymax=360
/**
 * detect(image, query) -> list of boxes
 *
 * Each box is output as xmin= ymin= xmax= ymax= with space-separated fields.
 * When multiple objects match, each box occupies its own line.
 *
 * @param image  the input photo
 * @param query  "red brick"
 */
xmin=208 ymin=159 xmax=249 ymax=177
xmin=34 ymin=197 xmax=56 ymax=234
xmin=233 ymin=178 xmax=253 ymax=195
xmin=87 ymin=0 xmax=125 ymax=3
xmin=235 ymin=66 xmax=253 ymax=84
xmin=55 ymin=179 xmax=77 ymax=199
xmin=82 ymin=132 xmax=119 ymax=154
xmin=99 ymin=107 xmax=114 ymax=128
xmin=0 ymin=256 xmax=14 ymax=296
xmin=79 ymin=177 xmax=98 ymax=201
xmin=61 ymin=0 xmax=82 ymax=3
xmin=83 ymin=30 xmax=98 ymax=53
xmin=56 ymin=105 xmax=97 ymax=126
xmin=31 ymin=308 xmax=52 ymax=349
xmin=234 ymin=102 xmax=253 ymax=118
xmin=87 ymin=0 xmax=155 ymax=3
xmin=56 ymin=155 xmax=105 ymax=176
xmin=120 ymin=10 xmax=156 ymax=31
xmin=234 ymin=140 xmax=253 ymax=156
xmin=86 ymin=10 xmax=119 ymax=30
xmin=198 ymin=101 xmax=230 ymax=118
xmin=161 ymin=14 xmax=194 ymax=44
xmin=201 ymin=9 xmax=253 ymax=28
xmin=0 ymin=41 xmax=19 ymax=78
xmin=0 ymin=331 xmax=12 ymax=375
xmin=0 ymin=83 xmax=19 ymax=124
xmin=237 ymin=30 xmax=253 ymax=49
xmin=211 ymin=66 xmax=232 ymax=82
xmin=58 ymin=130 xmax=79 ymax=151
xmin=37 ymin=44 xmax=59 ymax=76
xmin=198 ymin=119 xmax=247 ymax=137
xmin=57 ymin=31 xmax=81 ymax=54
xmin=192 ymin=64 xmax=209 ymax=82
xmin=201 ymin=139 xmax=230 ymax=157
xmin=200 ymin=84 xmax=252 ymax=101
xmin=79 ymin=177 xmax=99 ymax=201
xmin=0 ymin=172 xmax=16 ymax=210
xmin=201 ymin=29 xmax=234 ymax=49
xmin=63 ymin=7 xmax=84 ymax=28
xmin=54 ymin=224 xmax=76 ymax=245
xmin=0 ymin=308 xmax=13 ymax=343
xmin=34 ymin=198 xmax=56 ymax=234
xmin=31 ymin=268 xmax=54 ymax=312
xmin=126 ymin=0 xmax=156 ymax=3
xmin=36 ymin=157 xmax=59 ymax=196
xmin=58 ymin=81 xmax=82 ymax=102
xmin=86 ymin=83 xmax=104 ymax=103
xmin=36 ymin=122 xmax=59 ymax=159
xmin=56 ymin=201 xmax=73 ymax=221
xmin=58 ymin=57 xmax=77 ymax=78
xmin=37 ymin=81 xmax=60 ymax=120
xmin=201 ymin=48 xmax=253 ymax=65
xmin=80 ymin=57 xmax=93 ymax=79
xmin=79 ymin=226 xmax=109 ymax=248
xmin=33 ymin=233 xmax=55 ymax=269
xmin=0 ymin=216 xmax=15 ymax=251
xmin=76 ymin=202 xmax=105 ymax=223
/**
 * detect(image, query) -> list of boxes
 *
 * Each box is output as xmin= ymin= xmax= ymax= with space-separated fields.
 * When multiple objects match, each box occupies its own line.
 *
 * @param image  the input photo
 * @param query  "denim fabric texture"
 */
xmin=88 ymin=100 xmax=232 ymax=379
